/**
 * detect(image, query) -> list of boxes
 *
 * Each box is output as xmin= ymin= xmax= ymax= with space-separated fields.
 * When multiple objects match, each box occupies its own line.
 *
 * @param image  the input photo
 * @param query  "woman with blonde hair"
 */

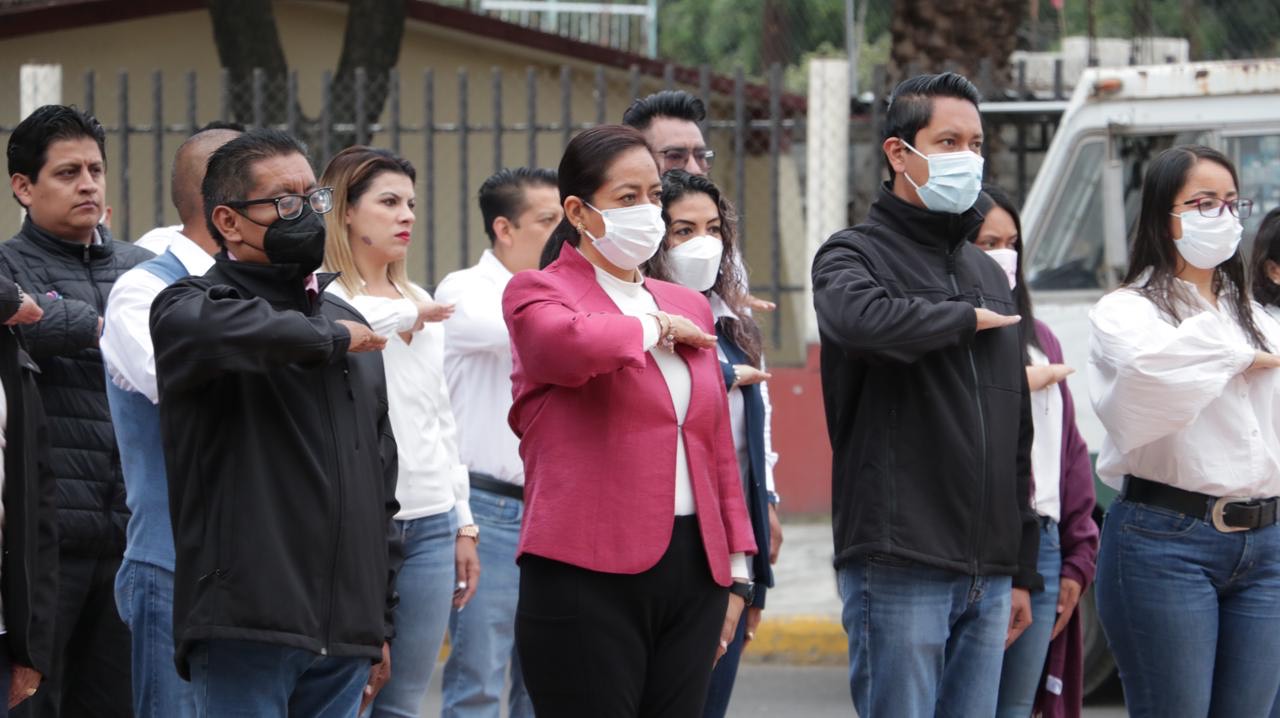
xmin=321 ymin=145 xmax=480 ymax=718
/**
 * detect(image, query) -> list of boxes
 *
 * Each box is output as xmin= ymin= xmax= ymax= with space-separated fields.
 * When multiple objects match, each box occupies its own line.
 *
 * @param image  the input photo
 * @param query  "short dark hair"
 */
xmin=882 ymin=73 xmax=982 ymax=176
xmin=194 ymin=120 xmax=247 ymax=135
xmin=201 ymin=128 xmax=308 ymax=246
xmin=622 ymin=90 xmax=706 ymax=131
xmin=6 ymin=105 xmax=107 ymax=193
xmin=1252 ymin=208 xmax=1280 ymax=308
xmin=478 ymin=168 xmax=558 ymax=244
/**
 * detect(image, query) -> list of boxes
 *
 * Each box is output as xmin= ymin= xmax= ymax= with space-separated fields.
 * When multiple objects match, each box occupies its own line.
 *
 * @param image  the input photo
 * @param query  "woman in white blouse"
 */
xmin=320 ymin=146 xmax=480 ymax=717
xmin=1089 ymin=145 xmax=1280 ymax=718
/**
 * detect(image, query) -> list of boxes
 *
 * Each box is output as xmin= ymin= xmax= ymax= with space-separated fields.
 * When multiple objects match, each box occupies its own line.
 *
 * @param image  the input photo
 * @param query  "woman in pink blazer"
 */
xmin=502 ymin=125 xmax=757 ymax=717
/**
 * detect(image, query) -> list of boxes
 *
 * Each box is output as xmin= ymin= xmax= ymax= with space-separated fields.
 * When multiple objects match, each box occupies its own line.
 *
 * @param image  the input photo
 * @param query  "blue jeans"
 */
xmin=837 ymin=557 xmax=1013 ymax=718
xmin=441 ymin=488 xmax=534 ymax=718
xmin=996 ymin=519 xmax=1061 ymax=717
xmin=369 ymin=510 xmax=458 ymax=718
xmin=189 ymin=639 xmax=368 ymax=717
xmin=114 ymin=558 xmax=195 ymax=718
xmin=1096 ymin=498 xmax=1280 ymax=717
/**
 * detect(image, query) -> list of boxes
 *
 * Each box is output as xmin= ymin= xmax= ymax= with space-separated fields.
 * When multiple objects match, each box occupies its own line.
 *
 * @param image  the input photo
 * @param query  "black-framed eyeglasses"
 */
xmin=1175 ymin=197 xmax=1254 ymax=219
xmin=658 ymin=148 xmax=715 ymax=171
xmin=226 ymin=187 xmax=334 ymax=221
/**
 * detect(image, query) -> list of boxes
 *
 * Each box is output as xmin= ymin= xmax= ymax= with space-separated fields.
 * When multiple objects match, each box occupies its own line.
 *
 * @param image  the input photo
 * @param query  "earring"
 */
xmin=576 ymin=223 xmax=585 ymax=232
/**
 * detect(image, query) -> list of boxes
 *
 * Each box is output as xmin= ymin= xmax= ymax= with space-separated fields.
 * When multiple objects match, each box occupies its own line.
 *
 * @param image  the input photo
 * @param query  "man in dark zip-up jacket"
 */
xmin=4 ymin=105 xmax=152 ymax=717
xmin=811 ymin=73 xmax=1038 ymax=718
xmin=150 ymin=129 xmax=402 ymax=717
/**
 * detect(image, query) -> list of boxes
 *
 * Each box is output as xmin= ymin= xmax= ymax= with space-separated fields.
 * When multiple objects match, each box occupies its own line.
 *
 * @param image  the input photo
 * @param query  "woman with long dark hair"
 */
xmin=641 ymin=170 xmax=778 ymax=718
xmin=505 ymin=126 xmax=756 ymax=717
xmin=1089 ymin=145 xmax=1280 ymax=717
xmin=1250 ymin=207 xmax=1280 ymax=321
xmin=972 ymin=187 xmax=1098 ymax=718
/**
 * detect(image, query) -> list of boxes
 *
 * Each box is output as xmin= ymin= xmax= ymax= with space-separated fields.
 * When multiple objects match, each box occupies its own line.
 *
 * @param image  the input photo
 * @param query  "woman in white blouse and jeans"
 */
xmin=320 ymin=146 xmax=480 ymax=718
xmin=1089 ymin=145 xmax=1280 ymax=718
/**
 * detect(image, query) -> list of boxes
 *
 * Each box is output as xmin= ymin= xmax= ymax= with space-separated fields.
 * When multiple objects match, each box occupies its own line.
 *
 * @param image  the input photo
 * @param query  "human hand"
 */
xmin=453 ymin=533 xmax=480 ymax=610
xmin=1052 ymin=578 xmax=1083 ymax=640
xmin=9 ymin=665 xmax=41 ymax=708
xmin=660 ymin=313 xmax=717 ymax=350
xmin=4 ymin=294 xmax=42 ymax=326
xmin=1006 ymin=587 xmax=1033 ymax=648
xmin=975 ymin=308 xmax=1020 ymax=332
xmin=413 ymin=301 xmax=455 ymax=331
xmin=732 ymin=364 xmax=772 ymax=389
xmin=337 ymin=320 xmax=388 ymax=353
xmin=768 ymin=504 xmax=783 ymax=565
xmin=746 ymin=293 xmax=776 ymax=313
xmin=1026 ymin=364 xmax=1075 ymax=391
xmin=743 ymin=606 xmax=763 ymax=646
xmin=716 ymin=592 xmax=746 ymax=666
xmin=359 ymin=642 xmax=390 ymax=713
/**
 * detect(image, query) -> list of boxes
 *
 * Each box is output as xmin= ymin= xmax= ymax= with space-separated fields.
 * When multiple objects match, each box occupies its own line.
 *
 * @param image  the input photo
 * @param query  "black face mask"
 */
xmin=241 ymin=207 xmax=327 ymax=275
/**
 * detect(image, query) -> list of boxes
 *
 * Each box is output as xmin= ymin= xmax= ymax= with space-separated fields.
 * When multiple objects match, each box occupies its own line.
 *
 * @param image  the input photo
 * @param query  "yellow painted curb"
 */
xmin=741 ymin=615 xmax=846 ymax=666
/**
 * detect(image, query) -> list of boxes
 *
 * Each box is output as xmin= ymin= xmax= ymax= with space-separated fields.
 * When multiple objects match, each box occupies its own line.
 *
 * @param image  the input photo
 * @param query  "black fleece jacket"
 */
xmin=811 ymin=185 xmax=1040 ymax=590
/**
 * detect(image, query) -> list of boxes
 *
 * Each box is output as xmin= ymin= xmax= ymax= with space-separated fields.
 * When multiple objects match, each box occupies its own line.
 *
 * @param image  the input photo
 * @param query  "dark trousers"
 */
xmin=515 ymin=516 xmax=728 ymax=718
xmin=12 ymin=553 xmax=132 ymax=718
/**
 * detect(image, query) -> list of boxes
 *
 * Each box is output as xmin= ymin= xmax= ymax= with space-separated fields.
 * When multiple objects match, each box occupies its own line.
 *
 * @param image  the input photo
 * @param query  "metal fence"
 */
xmin=0 ymin=62 xmax=810 ymax=354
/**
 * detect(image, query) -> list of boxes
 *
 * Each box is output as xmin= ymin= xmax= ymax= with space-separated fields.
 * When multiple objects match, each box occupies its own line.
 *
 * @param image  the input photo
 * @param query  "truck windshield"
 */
xmin=1027 ymin=131 xmax=1212 ymax=291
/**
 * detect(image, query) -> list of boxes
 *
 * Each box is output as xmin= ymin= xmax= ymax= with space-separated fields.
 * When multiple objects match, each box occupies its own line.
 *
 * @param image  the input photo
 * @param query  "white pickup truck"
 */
xmin=1018 ymin=57 xmax=1280 ymax=693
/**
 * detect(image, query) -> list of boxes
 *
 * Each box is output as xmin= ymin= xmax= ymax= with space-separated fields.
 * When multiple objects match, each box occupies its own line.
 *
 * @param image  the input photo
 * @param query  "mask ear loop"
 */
xmin=899 ymin=139 xmax=929 ymax=192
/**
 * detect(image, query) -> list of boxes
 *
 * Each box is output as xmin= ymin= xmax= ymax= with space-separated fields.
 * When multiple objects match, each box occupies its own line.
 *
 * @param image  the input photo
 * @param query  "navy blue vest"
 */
xmin=106 ymin=250 xmax=188 ymax=571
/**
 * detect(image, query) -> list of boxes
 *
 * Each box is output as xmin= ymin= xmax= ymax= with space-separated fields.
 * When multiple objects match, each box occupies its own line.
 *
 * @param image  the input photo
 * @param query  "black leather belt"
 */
xmin=469 ymin=471 xmax=523 ymax=502
xmin=1124 ymin=475 xmax=1280 ymax=533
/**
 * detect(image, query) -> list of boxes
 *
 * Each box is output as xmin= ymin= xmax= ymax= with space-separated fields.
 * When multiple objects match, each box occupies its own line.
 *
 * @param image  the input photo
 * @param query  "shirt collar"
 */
xmin=479 ymin=248 xmax=514 ymax=280
xmin=709 ymin=292 xmax=740 ymax=321
xmin=592 ymin=263 xmax=645 ymax=298
xmin=166 ymin=232 xmax=216 ymax=276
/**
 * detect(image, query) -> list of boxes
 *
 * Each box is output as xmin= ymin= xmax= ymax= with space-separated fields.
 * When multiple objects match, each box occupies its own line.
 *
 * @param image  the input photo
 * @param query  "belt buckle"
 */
xmin=1211 ymin=497 xmax=1252 ymax=533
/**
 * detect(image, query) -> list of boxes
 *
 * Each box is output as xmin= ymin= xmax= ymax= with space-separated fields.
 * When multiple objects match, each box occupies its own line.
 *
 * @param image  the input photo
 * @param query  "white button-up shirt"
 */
xmin=102 ymin=226 xmax=216 ymax=403
xmin=435 ymin=250 xmax=524 ymax=486
xmin=327 ymin=280 xmax=472 ymax=525
xmin=1089 ymin=275 xmax=1280 ymax=499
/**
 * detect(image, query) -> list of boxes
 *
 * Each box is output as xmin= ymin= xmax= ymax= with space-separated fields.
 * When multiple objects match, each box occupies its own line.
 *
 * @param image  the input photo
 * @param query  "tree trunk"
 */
xmin=888 ymin=0 xmax=1027 ymax=95
xmin=207 ymin=0 xmax=406 ymax=161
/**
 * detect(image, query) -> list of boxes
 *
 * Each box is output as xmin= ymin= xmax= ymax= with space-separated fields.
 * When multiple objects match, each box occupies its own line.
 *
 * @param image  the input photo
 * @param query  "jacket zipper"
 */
xmin=947 ymin=250 xmax=987 ymax=575
xmin=319 ymin=324 xmax=345 ymax=656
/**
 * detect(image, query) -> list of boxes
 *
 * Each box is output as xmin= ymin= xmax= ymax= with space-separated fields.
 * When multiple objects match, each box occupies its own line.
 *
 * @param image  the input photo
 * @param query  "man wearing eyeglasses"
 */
xmin=3 ymin=105 xmax=154 ymax=718
xmin=149 ymin=129 xmax=402 ymax=717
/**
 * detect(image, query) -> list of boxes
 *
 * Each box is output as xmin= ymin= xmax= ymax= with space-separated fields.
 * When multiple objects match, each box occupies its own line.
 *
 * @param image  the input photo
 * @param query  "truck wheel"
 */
xmin=1079 ymin=582 xmax=1118 ymax=698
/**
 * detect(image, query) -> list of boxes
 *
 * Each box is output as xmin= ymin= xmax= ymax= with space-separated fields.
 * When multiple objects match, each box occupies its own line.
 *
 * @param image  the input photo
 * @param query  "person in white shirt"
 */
xmin=319 ymin=146 xmax=478 ymax=718
xmin=99 ymin=122 xmax=241 ymax=718
xmin=1249 ymin=207 xmax=1280 ymax=323
xmin=435 ymin=167 xmax=559 ymax=718
xmin=1089 ymin=145 xmax=1280 ymax=718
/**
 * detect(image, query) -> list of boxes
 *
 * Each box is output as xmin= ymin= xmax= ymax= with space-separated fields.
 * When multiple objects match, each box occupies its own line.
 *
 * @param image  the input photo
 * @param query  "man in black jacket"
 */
xmin=811 ymin=73 xmax=1038 ymax=717
xmin=150 ymin=129 xmax=401 ymax=717
xmin=4 ymin=105 xmax=152 ymax=718
xmin=0 ymin=276 xmax=59 ymax=716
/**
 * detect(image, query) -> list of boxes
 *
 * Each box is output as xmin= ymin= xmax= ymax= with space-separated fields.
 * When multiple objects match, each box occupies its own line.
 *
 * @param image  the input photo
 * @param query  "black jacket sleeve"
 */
xmin=0 ymin=277 xmax=21 ymax=325
xmin=379 ymin=396 xmax=404 ymax=642
xmin=812 ymin=237 xmax=978 ymax=364
xmin=1012 ymin=363 xmax=1043 ymax=591
xmin=0 ymin=252 xmax=100 ymax=358
xmin=150 ymin=280 xmax=352 ymax=393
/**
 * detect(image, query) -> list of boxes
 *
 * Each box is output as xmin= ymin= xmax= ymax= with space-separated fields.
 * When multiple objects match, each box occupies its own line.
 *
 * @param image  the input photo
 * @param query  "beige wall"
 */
xmin=0 ymin=1 xmax=808 ymax=361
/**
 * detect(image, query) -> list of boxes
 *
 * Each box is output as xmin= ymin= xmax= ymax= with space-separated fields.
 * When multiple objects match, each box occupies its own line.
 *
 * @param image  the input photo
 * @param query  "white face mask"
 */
xmin=902 ymin=141 xmax=985 ymax=214
xmin=667 ymin=234 xmax=724 ymax=292
xmin=583 ymin=203 xmax=666 ymax=271
xmin=985 ymin=248 xmax=1018 ymax=290
xmin=1171 ymin=210 xmax=1243 ymax=270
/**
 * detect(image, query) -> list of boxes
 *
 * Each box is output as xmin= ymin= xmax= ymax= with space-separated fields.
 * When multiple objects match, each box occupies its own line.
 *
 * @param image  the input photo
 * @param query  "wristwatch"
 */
xmin=729 ymin=580 xmax=755 ymax=606
xmin=457 ymin=524 xmax=479 ymax=544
